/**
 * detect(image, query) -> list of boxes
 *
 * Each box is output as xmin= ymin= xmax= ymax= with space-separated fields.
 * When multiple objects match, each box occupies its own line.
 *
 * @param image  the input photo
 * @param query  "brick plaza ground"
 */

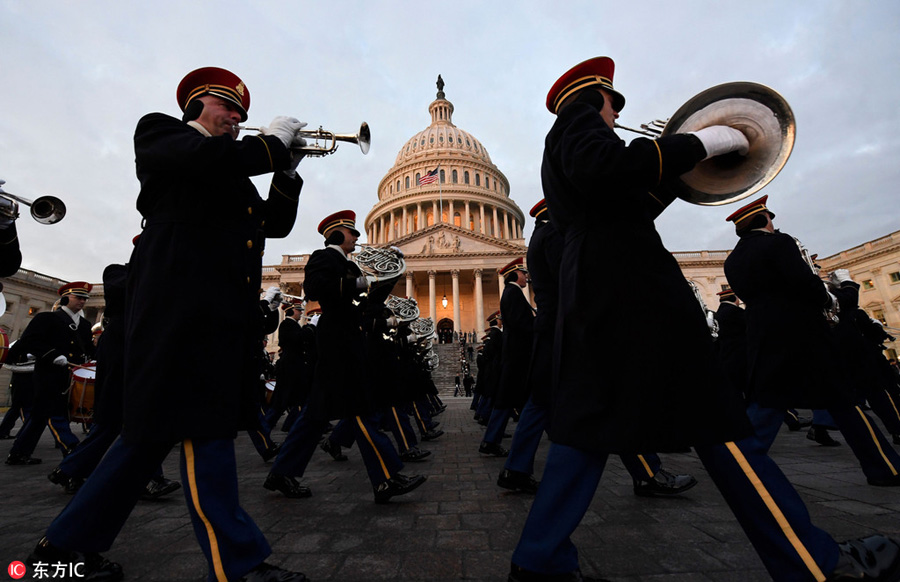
xmin=2 ymin=398 xmax=899 ymax=581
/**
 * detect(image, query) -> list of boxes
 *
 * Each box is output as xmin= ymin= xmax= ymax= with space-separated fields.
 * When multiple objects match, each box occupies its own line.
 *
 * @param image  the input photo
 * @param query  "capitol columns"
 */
xmin=406 ymin=270 xmax=415 ymax=299
xmin=464 ymin=200 xmax=471 ymax=231
xmin=451 ymin=268 xmax=461 ymax=333
xmin=480 ymin=203 xmax=486 ymax=235
xmin=428 ymin=270 xmax=437 ymax=324
xmin=492 ymin=207 xmax=499 ymax=238
xmin=474 ymin=268 xmax=485 ymax=331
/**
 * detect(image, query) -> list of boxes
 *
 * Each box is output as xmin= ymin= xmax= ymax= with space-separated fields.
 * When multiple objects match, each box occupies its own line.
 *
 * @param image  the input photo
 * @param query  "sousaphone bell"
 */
xmin=618 ymin=82 xmax=796 ymax=206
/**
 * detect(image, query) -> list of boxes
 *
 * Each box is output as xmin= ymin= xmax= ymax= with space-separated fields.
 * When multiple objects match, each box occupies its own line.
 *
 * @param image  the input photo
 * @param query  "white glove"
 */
xmin=263 ymin=286 xmax=282 ymax=311
xmin=830 ymin=269 xmax=853 ymax=285
xmin=386 ymin=315 xmax=400 ymax=328
xmin=389 ymin=246 xmax=404 ymax=259
xmin=52 ymin=355 xmax=68 ymax=367
xmin=689 ymin=126 xmax=750 ymax=160
xmin=261 ymin=117 xmax=307 ymax=149
xmin=356 ymin=274 xmax=380 ymax=290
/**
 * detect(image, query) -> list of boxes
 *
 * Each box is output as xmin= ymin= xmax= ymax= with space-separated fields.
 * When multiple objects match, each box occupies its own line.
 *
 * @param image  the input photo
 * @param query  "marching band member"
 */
xmin=5 ymin=282 xmax=94 ymax=465
xmin=725 ymin=196 xmax=900 ymax=486
xmin=264 ymin=210 xmax=426 ymax=503
xmin=509 ymin=55 xmax=897 ymax=582
xmin=26 ymin=66 xmax=309 ymax=582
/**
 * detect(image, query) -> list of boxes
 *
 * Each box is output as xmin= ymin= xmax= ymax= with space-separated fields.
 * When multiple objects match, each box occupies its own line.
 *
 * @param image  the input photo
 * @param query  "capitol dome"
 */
xmin=365 ymin=77 xmax=525 ymax=243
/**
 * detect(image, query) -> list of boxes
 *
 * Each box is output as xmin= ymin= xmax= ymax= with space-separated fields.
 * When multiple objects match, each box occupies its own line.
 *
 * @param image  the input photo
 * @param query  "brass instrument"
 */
xmin=235 ymin=123 xmax=370 ymax=157
xmin=385 ymin=295 xmax=420 ymax=323
xmin=354 ymin=245 xmax=406 ymax=287
xmin=409 ymin=317 xmax=436 ymax=341
xmin=0 ymin=180 xmax=66 ymax=224
xmin=615 ymin=82 xmax=795 ymax=206
xmin=793 ymin=236 xmax=840 ymax=326
xmin=686 ymin=280 xmax=719 ymax=339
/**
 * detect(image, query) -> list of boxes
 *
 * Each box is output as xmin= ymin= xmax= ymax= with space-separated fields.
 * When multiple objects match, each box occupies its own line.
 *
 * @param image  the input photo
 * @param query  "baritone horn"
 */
xmin=0 ymin=180 xmax=66 ymax=224
xmin=235 ymin=123 xmax=371 ymax=157
xmin=614 ymin=82 xmax=795 ymax=206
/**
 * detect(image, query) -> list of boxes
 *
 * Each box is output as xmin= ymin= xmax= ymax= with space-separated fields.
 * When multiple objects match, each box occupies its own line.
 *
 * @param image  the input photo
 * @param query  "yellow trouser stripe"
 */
xmin=853 ymin=406 xmax=898 ymax=476
xmin=391 ymin=408 xmax=409 ymax=450
xmin=355 ymin=416 xmax=391 ymax=479
xmin=636 ymin=454 xmax=654 ymax=478
xmin=724 ymin=441 xmax=826 ymax=582
xmin=885 ymin=392 xmax=900 ymax=424
xmin=184 ymin=439 xmax=227 ymax=582
xmin=412 ymin=402 xmax=426 ymax=431
xmin=47 ymin=420 xmax=64 ymax=448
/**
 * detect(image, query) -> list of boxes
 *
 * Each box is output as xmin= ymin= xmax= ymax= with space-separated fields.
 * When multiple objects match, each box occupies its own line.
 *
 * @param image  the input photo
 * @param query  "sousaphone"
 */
xmin=618 ymin=82 xmax=795 ymax=206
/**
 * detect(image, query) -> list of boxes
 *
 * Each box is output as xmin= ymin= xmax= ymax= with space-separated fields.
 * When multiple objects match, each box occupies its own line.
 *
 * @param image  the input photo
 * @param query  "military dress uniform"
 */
xmin=35 ymin=67 xmax=309 ymax=582
xmin=509 ymin=57 xmax=896 ymax=582
xmin=265 ymin=211 xmax=425 ymax=503
xmin=6 ymin=282 xmax=95 ymax=464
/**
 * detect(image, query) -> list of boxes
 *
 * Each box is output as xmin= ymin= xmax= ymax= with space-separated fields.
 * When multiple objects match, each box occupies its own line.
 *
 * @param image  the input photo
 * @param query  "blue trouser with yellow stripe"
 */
xmin=504 ymin=396 xmax=665 ymax=481
xmin=271 ymin=407 xmax=402 ymax=487
xmin=46 ymin=436 xmax=269 ymax=582
xmin=512 ymin=404 xmax=842 ymax=581
xmin=383 ymin=405 xmax=419 ymax=453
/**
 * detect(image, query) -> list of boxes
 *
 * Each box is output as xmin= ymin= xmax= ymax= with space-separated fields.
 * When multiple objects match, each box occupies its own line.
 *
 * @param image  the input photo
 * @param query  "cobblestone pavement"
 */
xmin=2 ymin=399 xmax=899 ymax=581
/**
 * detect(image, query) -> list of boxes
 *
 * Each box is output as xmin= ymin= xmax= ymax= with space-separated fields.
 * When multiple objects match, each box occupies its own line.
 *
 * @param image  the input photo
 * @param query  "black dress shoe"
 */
xmin=141 ymin=476 xmax=181 ymax=500
xmin=239 ymin=561 xmax=308 ymax=582
xmin=320 ymin=438 xmax=348 ymax=461
xmin=27 ymin=537 xmax=123 ymax=582
xmin=0 ymin=433 xmax=13 ymax=439
xmin=808 ymin=426 xmax=841 ymax=446
xmin=508 ymin=563 xmax=610 ymax=581
xmin=373 ymin=473 xmax=427 ymax=504
xmin=264 ymin=473 xmax=312 ymax=498
xmin=893 ymin=434 xmax=900 ymax=446
xmin=497 ymin=468 xmax=539 ymax=494
xmin=6 ymin=453 xmax=41 ymax=465
xmin=633 ymin=469 xmax=698 ymax=497
xmin=867 ymin=474 xmax=900 ymax=487
xmin=261 ymin=442 xmax=281 ymax=462
xmin=479 ymin=442 xmax=509 ymax=457
xmin=399 ymin=446 xmax=432 ymax=462
xmin=421 ymin=429 xmax=444 ymax=441
xmin=827 ymin=534 xmax=900 ymax=580
xmin=48 ymin=467 xmax=84 ymax=494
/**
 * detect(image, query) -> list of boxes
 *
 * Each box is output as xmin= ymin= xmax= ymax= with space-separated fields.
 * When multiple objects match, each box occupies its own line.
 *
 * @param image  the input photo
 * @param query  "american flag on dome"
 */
xmin=417 ymin=167 xmax=439 ymax=186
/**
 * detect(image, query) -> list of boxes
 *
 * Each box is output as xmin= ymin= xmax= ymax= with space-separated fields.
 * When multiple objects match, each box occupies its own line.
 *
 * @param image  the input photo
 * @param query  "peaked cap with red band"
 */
xmin=58 ymin=281 xmax=93 ymax=298
xmin=499 ymin=257 xmax=527 ymax=277
xmin=725 ymin=195 xmax=775 ymax=229
xmin=487 ymin=310 xmax=502 ymax=323
xmin=717 ymin=289 xmax=737 ymax=301
xmin=529 ymin=199 xmax=548 ymax=219
xmin=318 ymin=210 xmax=360 ymax=237
xmin=177 ymin=67 xmax=250 ymax=122
xmin=546 ymin=56 xmax=625 ymax=114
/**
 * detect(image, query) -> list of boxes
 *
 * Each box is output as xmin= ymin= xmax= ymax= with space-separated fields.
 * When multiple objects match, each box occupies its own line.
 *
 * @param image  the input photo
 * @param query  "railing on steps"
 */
xmin=430 ymin=341 xmax=479 ymax=396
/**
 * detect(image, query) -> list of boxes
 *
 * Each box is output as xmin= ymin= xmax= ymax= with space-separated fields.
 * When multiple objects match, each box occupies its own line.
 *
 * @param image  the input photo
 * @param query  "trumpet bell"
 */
xmin=357 ymin=122 xmax=371 ymax=155
xmin=660 ymin=82 xmax=795 ymax=206
xmin=30 ymin=195 xmax=66 ymax=225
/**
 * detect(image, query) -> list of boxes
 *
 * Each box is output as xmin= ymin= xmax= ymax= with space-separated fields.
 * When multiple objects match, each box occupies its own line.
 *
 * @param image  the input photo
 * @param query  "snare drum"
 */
xmin=69 ymin=363 xmax=97 ymax=424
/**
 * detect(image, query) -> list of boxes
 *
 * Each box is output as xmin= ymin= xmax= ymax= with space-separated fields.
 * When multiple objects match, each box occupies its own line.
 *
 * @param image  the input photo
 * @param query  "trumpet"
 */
xmin=280 ymin=292 xmax=306 ymax=306
xmin=234 ymin=123 xmax=370 ymax=157
xmin=0 ymin=180 xmax=66 ymax=224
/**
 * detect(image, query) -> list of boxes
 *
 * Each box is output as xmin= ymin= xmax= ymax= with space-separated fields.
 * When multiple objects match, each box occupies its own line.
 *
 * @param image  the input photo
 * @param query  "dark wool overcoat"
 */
xmin=124 ymin=113 xmax=301 ymax=443
xmin=525 ymin=219 xmax=562 ymax=409
xmin=542 ymin=99 xmax=750 ymax=454
xmin=495 ymin=283 xmax=535 ymax=410
xmin=724 ymin=230 xmax=850 ymax=409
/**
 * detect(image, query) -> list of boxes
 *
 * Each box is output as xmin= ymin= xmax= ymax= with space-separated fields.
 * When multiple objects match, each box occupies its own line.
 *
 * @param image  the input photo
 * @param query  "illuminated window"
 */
xmin=862 ymin=279 xmax=875 ymax=290
xmin=28 ymin=306 xmax=39 ymax=316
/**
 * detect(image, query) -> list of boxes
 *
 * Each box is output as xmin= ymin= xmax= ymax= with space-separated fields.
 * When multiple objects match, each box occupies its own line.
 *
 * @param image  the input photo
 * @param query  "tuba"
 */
xmin=686 ymin=280 xmax=719 ymax=339
xmin=616 ymin=82 xmax=795 ymax=206
xmin=792 ymin=237 xmax=840 ymax=326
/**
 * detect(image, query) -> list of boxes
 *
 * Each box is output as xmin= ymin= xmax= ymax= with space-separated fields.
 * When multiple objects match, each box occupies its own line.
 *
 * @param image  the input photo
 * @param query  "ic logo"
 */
xmin=7 ymin=561 xmax=26 ymax=579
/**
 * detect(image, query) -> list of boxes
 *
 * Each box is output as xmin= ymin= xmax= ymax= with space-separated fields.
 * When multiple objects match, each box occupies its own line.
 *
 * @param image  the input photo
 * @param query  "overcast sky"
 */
xmin=1 ymin=0 xmax=897 ymax=284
